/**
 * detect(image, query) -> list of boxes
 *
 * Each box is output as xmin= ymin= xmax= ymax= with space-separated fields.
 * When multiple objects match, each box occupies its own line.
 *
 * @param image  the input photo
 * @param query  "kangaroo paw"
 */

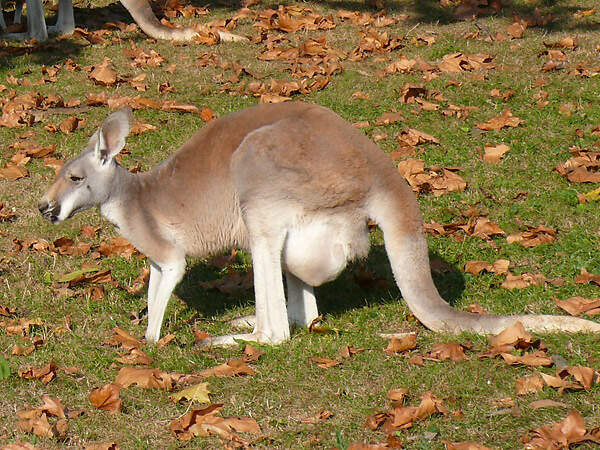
xmin=229 ymin=315 xmax=256 ymax=329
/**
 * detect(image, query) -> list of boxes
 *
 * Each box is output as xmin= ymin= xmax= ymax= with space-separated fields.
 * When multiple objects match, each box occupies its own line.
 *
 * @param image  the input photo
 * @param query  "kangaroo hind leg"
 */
xmin=200 ymin=228 xmax=290 ymax=347
xmin=228 ymin=273 xmax=318 ymax=330
xmin=286 ymin=272 xmax=318 ymax=327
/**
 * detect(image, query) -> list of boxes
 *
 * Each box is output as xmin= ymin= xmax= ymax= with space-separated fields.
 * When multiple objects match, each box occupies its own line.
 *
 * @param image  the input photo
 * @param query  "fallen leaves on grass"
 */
xmin=114 ymin=348 xmax=154 ymax=366
xmin=0 ymin=164 xmax=28 ymax=180
xmin=480 ymin=322 xmax=553 ymax=367
xmin=501 ymin=351 xmax=554 ymax=367
xmin=544 ymin=37 xmax=578 ymax=50
xmin=88 ymin=58 xmax=118 ymax=86
xmin=130 ymin=120 xmax=157 ymax=135
xmin=242 ymin=344 xmax=265 ymax=362
xmin=89 ymin=383 xmax=121 ymax=412
xmin=425 ymin=342 xmax=468 ymax=362
xmin=366 ymin=391 xmax=447 ymax=432
xmin=18 ymin=361 xmax=58 ymax=384
xmin=554 ymin=296 xmax=600 ymax=316
xmin=52 ymin=237 xmax=91 ymax=256
xmin=444 ymin=442 xmax=491 ymax=450
xmin=540 ymin=366 xmax=598 ymax=393
xmin=76 ymin=228 xmax=99 ymax=241
xmin=53 ymin=267 xmax=117 ymax=288
xmin=84 ymin=442 xmax=120 ymax=450
xmin=397 ymin=158 xmax=466 ymax=196
xmin=309 ymin=357 xmax=342 ymax=369
xmin=123 ymin=44 xmax=164 ymax=68
xmin=464 ymin=259 xmax=510 ymax=276
xmin=424 ymin=216 xmax=505 ymax=241
xmin=339 ymin=345 xmax=365 ymax=359
xmin=387 ymin=388 xmax=409 ymax=407
xmin=578 ymin=186 xmax=600 ymax=203
xmin=574 ymin=267 xmax=600 ymax=286
xmin=353 ymin=265 xmax=389 ymax=290
xmin=104 ymin=328 xmax=142 ymax=350
xmin=18 ymin=395 xmax=66 ymax=420
xmin=156 ymin=333 xmax=176 ymax=348
xmin=170 ymin=382 xmax=211 ymax=404
xmin=438 ymin=53 xmax=495 ymax=73
xmin=170 ymin=403 xmax=261 ymax=443
xmin=383 ymin=332 xmax=417 ymax=354
xmin=0 ymin=304 xmax=17 ymax=317
xmin=0 ymin=201 xmax=16 ymax=221
xmin=501 ymin=272 xmax=563 ymax=290
xmin=12 ymin=336 xmax=43 ymax=356
xmin=521 ymin=410 xmax=600 ymax=448
xmin=299 ymin=410 xmax=334 ymax=424
xmin=374 ymin=111 xmax=403 ymax=126
xmin=199 ymin=359 xmax=256 ymax=378
xmin=0 ymin=317 xmax=43 ymax=336
xmin=515 ymin=375 xmax=544 ymax=396
xmin=397 ymin=128 xmax=439 ymax=146
xmin=58 ymin=116 xmax=86 ymax=134
xmin=17 ymin=412 xmax=63 ymax=438
xmin=124 ymin=267 xmax=150 ymax=296
xmin=483 ymin=143 xmax=510 ymax=163
xmin=349 ymin=28 xmax=404 ymax=61
xmin=97 ymin=237 xmax=139 ymax=259
xmin=114 ymin=367 xmax=196 ymax=390
xmin=476 ymin=109 xmax=524 ymax=131
xmin=85 ymin=92 xmax=200 ymax=114
xmin=507 ymin=225 xmax=556 ymax=247
xmin=489 ymin=321 xmax=533 ymax=349
xmin=555 ymin=148 xmax=600 ymax=183
xmin=528 ymin=399 xmax=569 ymax=410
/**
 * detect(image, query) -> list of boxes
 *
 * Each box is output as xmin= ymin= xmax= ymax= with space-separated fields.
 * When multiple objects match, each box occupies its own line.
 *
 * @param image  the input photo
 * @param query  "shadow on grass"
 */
xmin=312 ymin=0 xmax=595 ymax=33
xmin=0 ymin=36 xmax=83 ymax=69
xmin=175 ymin=245 xmax=465 ymax=320
xmin=1 ymin=0 xmax=590 ymax=68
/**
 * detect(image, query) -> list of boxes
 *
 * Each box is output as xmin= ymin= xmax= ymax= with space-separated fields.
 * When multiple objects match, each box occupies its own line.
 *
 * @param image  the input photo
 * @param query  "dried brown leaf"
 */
xmin=89 ymin=59 xmax=118 ymax=86
xmin=89 ymin=383 xmax=121 ymax=412
xmin=554 ymin=296 xmax=600 ymax=316
xmin=199 ymin=359 xmax=256 ymax=377
xmin=384 ymin=333 xmax=417 ymax=354
xmin=426 ymin=342 xmax=468 ymax=362
xmin=309 ymin=357 xmax=342 ymax=369
xmin=464 ymin=259 xmax=510 ymax=276
xmin=114 ymin=348 xmax=154 ymax=366
xmin=19 ymin=361 xmax=58 ymax=384
xmin=516 ymin=375 xmax=544 ymax=395
xmin=476 ymin=109 xmax=524 ymax=130
xmin=104 ymin=328 xmax=142 ymax=350
xmin=483 ymin=143 xmax=510 ymax=163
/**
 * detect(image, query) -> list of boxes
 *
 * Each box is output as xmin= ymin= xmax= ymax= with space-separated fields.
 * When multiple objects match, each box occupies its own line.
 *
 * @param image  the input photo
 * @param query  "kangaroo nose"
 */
xmin=38 ymin=200 xmax=49 ymax=213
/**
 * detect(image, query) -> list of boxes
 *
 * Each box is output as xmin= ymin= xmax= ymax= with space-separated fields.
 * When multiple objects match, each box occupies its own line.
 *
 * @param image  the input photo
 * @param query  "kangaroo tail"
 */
xmin=368 ymin=181 xmax=600 ymax=335
xmin=120 ymin=0 xmax=247 ymax=42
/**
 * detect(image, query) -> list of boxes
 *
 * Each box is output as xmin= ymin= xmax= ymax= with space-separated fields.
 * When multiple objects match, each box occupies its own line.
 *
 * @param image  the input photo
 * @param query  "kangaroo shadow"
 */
xmin=175 ymin=244 xmax=465 ymax=320
xmin=1 ymin=0 xmax=589 ymax=67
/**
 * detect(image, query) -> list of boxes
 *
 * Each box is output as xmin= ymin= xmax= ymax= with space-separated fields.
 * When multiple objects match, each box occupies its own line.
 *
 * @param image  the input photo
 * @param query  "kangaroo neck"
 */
xmin=99 ymin=164 xmax=141 ymax=230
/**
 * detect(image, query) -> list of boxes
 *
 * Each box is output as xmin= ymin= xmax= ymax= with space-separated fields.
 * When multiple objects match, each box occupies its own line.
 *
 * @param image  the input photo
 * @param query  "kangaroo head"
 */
xmin=38 ymin=107 xmax=132 ymax=224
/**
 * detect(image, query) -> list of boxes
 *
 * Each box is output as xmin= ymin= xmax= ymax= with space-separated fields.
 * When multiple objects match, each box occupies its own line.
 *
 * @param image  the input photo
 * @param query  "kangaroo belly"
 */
xmin=282 ymin=218 xmax=370 ymax=286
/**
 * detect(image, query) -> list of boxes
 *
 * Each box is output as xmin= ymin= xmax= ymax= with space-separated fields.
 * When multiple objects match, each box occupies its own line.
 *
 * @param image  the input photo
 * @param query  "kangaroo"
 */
xmin=39 ymin=103 xmax=600 ymax=345
xmin=0 ymin=0 xmax=246 ymax=42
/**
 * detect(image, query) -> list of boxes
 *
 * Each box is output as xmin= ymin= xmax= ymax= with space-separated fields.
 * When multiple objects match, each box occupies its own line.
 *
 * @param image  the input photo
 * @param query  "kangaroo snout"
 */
xmin=38 ymin=199 xmax=60 ymax=223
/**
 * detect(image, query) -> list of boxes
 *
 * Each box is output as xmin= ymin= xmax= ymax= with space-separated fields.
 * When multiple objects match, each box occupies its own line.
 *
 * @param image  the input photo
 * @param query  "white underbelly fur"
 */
xmin=282 ymin=218 xmax=369 ymax=286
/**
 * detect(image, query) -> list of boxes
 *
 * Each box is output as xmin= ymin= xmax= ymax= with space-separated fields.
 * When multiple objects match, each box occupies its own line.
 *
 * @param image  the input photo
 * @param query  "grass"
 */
xmin=1 ymin=0 xmax=600 ymax=448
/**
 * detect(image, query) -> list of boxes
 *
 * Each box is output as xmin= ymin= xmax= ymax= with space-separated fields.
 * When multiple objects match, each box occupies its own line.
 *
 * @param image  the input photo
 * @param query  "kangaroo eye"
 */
xmin=69 ymin=175 xmax=84 ymax=182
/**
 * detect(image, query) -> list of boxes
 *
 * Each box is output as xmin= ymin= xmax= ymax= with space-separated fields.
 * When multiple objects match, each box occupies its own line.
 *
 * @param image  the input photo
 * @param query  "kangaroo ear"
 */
xmin=94 ymin=107 xmax=132 ymax=166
